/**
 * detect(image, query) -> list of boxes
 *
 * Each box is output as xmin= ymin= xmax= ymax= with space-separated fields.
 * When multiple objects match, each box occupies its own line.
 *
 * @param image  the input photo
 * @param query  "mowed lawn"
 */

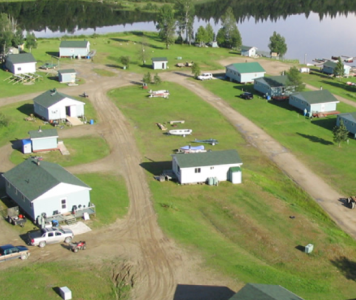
xmin=109 ymin=82 xmax=356 ymax=300
xmin=201 ymin=78 xmax=356 ymax=195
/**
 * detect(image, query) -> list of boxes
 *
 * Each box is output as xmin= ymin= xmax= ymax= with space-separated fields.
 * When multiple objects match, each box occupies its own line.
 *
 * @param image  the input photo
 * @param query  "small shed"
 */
xmin=225 ymin=62 xmax=266 ymax=83
xmin=152 ymin=57 xmax=168 ymax=70
xmin=58 ymin=69 xmax=76 ymax=83
xmin=7 ymin=47 xmax=19 ymax=55
xmin=336 ymin=112 xmax=356 ymax=138
xmin=241 ymin=45 xmax=257 ymax=57
xmin=254 ymin=75 xmax=294 ymax=97
xmin=33 ymin=89 xmax=85 ymax=121
xmin=322 ymin=60 xmax=351 ymax=76
xmin=59 ymin=40 xmax=90 ymax=58
xmin=5 ymin=53 xmax=37 ymax=75
xmin=289 ymin=90 xmax=339 ymax=114
xmin=209 ymin=41 xmax=218 ymax=48
xmin=229 ymin=283 xmax=304 ymax=300
xmin=2 ymin=158 xmax=92 ymax=221
xmin=22 ymin=139 xmax=32 ymax=154
xmin=29 ymin=128 xmax=58 ymax=152
xmin=172 ymin=149 xmax=243 ymax=185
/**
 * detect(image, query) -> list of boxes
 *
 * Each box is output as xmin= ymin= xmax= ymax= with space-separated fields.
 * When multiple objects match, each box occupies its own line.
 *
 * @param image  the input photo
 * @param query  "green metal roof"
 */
xmin=227 ymin=62 xmax=265 ymax=73
xmin=338 ymin=112 xmax=356 ymax=123
xmin=173 ymin=149 xmax=242 ymax=168
xmin=59 ymin=41 xmax=89 ymax=48
xmin=151 ymin=57 xmax=168 ymax=62
xmin=323 ymin=60 xmax=337 ymax=68
xmin=6 ymin=53 xmax=36 ymax=64
xmin=2 ymin=159 xmax=91 ymax=201
xmin=33 ymin=89 xmax=80 ymax=108
xmin=29 ymin=129 xmax=58 ymax=139
xmin=229 ymin=283 xmax=304 ymax=300
xmin=255 ymin=75 xmax=289 ymax=87
xmin=241 ymin=45 xmax=256 ymax=51
xmin=58 ymin=69 xmax=76 ymax=74
xmin=292 ymin=90 xmax=339 ymax=104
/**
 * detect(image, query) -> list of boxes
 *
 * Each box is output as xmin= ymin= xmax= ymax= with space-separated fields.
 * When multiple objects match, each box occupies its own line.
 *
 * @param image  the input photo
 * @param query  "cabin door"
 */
xmin=320 ymin=103 xmax=325 ymax=112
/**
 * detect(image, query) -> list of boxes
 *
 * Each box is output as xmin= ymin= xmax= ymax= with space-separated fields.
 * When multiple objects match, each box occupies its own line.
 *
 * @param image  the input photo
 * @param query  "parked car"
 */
xmin=197 ymin=73 xmax=213 ymax=80
xmin=240 ymin=92 xmax=254 ymax=100
xmin=0 ymin=244 xmax=30 ymax=261
xmin=28 ymin=227 xmax=74 ymax=248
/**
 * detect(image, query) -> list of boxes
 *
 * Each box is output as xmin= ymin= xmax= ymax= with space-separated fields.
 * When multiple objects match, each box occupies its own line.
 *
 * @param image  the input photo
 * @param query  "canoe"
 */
xmin=180 ymin=145 xmax=205 ymax=150
xmin=192 ymin=138 xmax=218 ymax=145
xmin=168 ymin=129 xmax=192 ymax=136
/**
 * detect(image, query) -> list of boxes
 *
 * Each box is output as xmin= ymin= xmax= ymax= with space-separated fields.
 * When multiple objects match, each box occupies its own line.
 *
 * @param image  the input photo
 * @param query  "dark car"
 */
xmin=240 ymin=92 xmax=253 ymax=100
xmin=0 ymin=244 xmax=30 ymax=262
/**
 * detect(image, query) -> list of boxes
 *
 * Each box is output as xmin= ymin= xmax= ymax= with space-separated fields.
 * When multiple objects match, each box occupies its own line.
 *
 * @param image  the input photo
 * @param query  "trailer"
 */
xmin=149 ymin=90 xmax=169 ymax=99
xmin=7 ymin=206 xmax=27 ymax=227
xmin=347 ymin=196 xmax=356 ymax=209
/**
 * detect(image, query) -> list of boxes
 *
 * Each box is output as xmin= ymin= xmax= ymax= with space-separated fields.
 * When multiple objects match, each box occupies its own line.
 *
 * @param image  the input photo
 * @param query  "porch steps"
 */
xmin=65 ymin=215 xmax=77 ymax=225
xmin=66 ymin=116 xmax=83 ymax=126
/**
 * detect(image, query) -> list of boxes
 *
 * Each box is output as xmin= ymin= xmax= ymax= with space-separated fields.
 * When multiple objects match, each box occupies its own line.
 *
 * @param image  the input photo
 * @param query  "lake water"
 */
xmin=32 ymin=11 xmax=356 ymax=64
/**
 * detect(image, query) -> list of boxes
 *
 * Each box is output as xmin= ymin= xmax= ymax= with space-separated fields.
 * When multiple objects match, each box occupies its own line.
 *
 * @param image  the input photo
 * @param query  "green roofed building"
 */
xmin=28 ymin=128 xmax=58 ymax=152
xmin=172 ymin=149 xmax=243 ymax=185
xmin=254 ymin=75 xmax=295 ymax=97
xmin=33 ymin=89 xmax=85 ymax=121
xmin=225 ymin=62 xmax=266 ymax=83
xmin=5 ymin=53 xmax=37 ymax=75
xmin=151 ymin=57 xmax=168 ymax=70
xmin=289 ymin=90 xmax=339 ymax=115
xmin=241 ymin=45 xmax=257 ymax=57
xmin=59 ymin=40 xmax=90 ymax=58
xmin=337 ymin=112 xmax=356 ymax=138
xmin=322 ymin=60 xmax=351 ymax=75
xmin=229 ymin=283 xmax=304 ymax=300
xmin=2 ymin=159 xmax=92 ymax=221
xmin=58 ymin=69 xmax=77 ymax=83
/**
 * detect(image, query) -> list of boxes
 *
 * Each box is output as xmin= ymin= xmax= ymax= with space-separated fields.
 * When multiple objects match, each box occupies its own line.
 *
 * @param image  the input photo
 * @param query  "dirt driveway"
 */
xmin=1 ymin=58 xmax=356 ymax=299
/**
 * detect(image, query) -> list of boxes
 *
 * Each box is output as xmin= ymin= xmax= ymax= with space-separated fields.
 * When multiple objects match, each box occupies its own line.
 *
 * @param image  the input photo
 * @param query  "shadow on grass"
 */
xmin=173 ymin=71 xmax=193 ymax=78
xmin=140 ymin=160 xmax=171 ymax=176
xmin=268 ymin=99 xmax=298 ymax=112
xmin=295 ymin=245 xmax=305 ymax=252
xmin=16 ymin=103 xmax=34 ymax=116
xmin=10 ymin=139 xmax=24 ymax=151
xmin=130 ymin=80 xmax=143 ymax=86
xmin=296 ymin=133 xmax=333 ymax=145
xmin=105 ymin=64 xmax=120 ymax=69
xmin=331 ymin=256 xmax=356 ymax=281
xmin=321 ymin=79 xmax=356 ymax=93
xmin=173 ymin=284 xmax=235 ymax=300
xmin=311 ymin=118 xmax=337 ymax=131
xmin=45 ymin=52 xmax=59 ymax=58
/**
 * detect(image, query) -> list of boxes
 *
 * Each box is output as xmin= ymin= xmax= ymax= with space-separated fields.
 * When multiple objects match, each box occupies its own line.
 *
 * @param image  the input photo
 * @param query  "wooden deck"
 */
xmin=44 ymin=205 xmax=96 ymax=224
xmin=312 ymin=110 xmax=340 ymax=118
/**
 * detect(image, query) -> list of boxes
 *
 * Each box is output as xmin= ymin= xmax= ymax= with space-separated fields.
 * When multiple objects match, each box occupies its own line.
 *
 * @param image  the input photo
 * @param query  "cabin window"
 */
xmin=210 ymin=167 xmax=214 ymax=170
xmin=15 ymin=189 xmax=18 ymax=195
xmin=61 ymin=199 xmax=66 ymax=209
xmin=7 ymin=181 xmax=10 ymax=188
xmin=195 ymin=168 xmax=201 ymax=173
xmin=30 ymin=202 xmax=33 ymax=208
xmin=17 ymin=67 xmax=21 ymax=71
xmin=177 ymin=166 xmax=180 ymax=173
xmin=22 ymin=194 xmax=25 ymax=201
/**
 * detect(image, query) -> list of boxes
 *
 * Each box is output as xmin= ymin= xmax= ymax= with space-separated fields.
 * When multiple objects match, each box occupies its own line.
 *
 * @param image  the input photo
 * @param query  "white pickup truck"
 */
xmin=28 ymin=227 xmax=74 ymax=248
xmin=197 ymin=73 xmax=213 ymax=80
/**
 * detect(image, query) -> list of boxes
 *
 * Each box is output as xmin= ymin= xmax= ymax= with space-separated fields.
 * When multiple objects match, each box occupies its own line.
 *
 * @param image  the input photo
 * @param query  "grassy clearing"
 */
xmin=0 ymin=259 xmax=129 ymax=300
xmin=0 ymin=98 xmax=98 ymax=148
xmin=109 ymin=83 xmax=356 ymax=300
xmin=9 ymin=136 xmax=110 ymax=167
xmin=201 ymin=78 xmax=356 ymax=195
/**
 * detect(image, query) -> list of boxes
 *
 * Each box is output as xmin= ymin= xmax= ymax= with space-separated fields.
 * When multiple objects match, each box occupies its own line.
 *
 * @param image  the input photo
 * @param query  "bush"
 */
xmin=154 ymin=73 xmax=161 ymax=84
xmin=0 ymin=113 xmax=10 ymax=128
xmin=119 ymin=56 xmax=130 ymax=68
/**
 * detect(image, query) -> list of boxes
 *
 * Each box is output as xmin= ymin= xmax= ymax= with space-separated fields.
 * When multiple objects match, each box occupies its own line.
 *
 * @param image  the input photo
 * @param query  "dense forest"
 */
xmin=1 ymin=0 xmax=355 ymax=33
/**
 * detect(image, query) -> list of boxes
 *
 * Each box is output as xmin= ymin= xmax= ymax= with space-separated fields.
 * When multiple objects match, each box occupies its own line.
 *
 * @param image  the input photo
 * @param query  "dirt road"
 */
xmin=2 ymin=58 xmax=356 ymax=299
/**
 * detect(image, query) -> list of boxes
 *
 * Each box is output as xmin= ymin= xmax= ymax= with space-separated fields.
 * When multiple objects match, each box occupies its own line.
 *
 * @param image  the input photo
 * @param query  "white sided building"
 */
xmin=172 ymin=149 xmax=243 ymax=185
xmin=33 ymin=89 xmax=85 ymax=121
xmin=5 ymin=53 xmax=37 ymax=75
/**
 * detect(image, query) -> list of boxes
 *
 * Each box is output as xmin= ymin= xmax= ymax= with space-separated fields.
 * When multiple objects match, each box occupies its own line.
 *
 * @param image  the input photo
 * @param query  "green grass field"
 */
xmin=200 ymin=78 xmax=356 ymax=195
xmin=109 ymin=82 xmax=356 ymax=300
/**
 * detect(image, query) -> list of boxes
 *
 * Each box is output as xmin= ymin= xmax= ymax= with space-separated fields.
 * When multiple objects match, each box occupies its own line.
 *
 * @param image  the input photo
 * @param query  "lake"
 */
xmin=2 ymin=0 xmax=356 ymax=64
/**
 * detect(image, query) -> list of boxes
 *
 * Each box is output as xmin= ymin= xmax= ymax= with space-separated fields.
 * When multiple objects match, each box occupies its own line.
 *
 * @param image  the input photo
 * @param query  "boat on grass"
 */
xmin=168 ymin=129 xmax=192 ymax=137
xmin=192 ymin=138 xmax=218 ymax=145
xmin=177 ymin=145 xmax=206 ymax=153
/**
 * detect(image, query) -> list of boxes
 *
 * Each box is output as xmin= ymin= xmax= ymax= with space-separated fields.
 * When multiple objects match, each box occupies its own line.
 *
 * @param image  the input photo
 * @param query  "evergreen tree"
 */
xmin=119 ymin=56 xmax=130 ymax=69
xmin=333 ymin=57 xmax=345 ymax=78
xmin=285 ymin=66 xmax=305 ymax=92
xmin=25 ymin=32 xmax=37 ymax=52
xmin=0 ymin=13 xmax=13 ymax=53
xmin=154 ymin=73 xmax=161 ymax=84
xmin=191 ymin=62 xmax=200 ymax=78
xmin=143 ymin=72 xmax=152 ymax=84
xmin=268 ymin=31 xmax=287 ymax=57
xmin=13 ymin=28 xmax=24 ymax=47
xmin=216 ymin=7 xmax=241 ymax=49
xmin=333 ymin=119 xmax=349 ymax=147
xmin=156 ymin=4 xmax=176 ymax=49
